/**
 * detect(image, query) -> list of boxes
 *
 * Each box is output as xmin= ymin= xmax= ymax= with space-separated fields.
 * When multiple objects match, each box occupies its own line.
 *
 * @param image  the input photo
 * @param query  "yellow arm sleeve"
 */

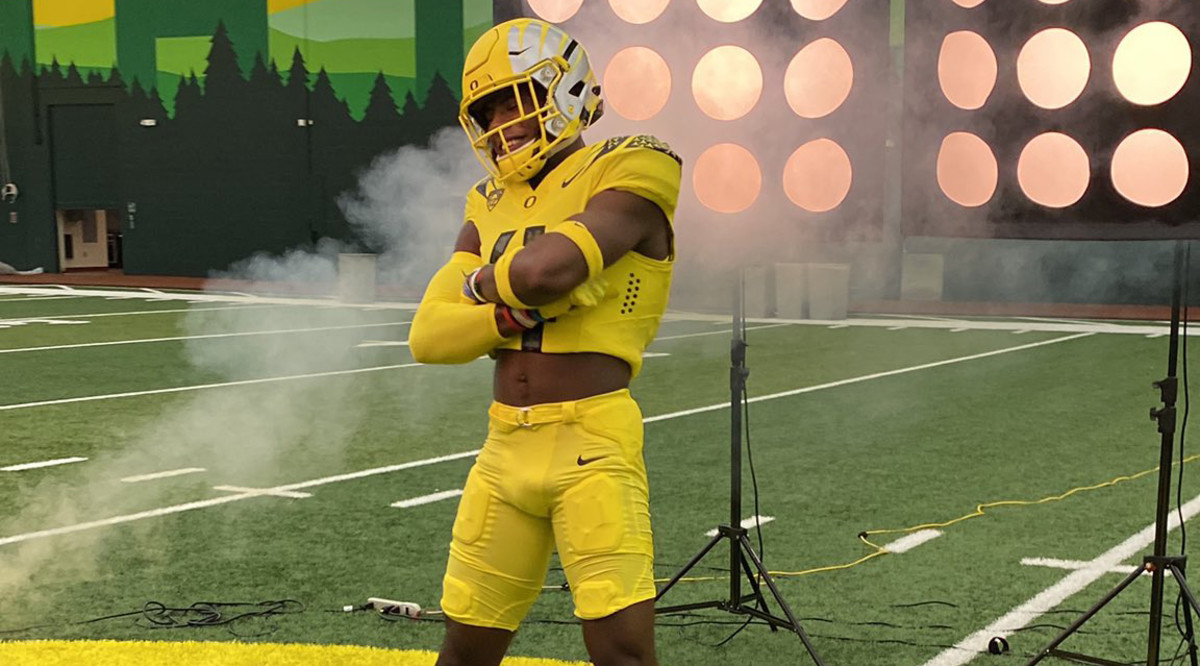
xmin=409 ymin=251 xmax=507 ymax=364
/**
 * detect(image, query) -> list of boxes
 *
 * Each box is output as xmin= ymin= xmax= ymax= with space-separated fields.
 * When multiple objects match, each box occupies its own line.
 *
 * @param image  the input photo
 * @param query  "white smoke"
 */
xmin=0 ymin=127 xmax=482 ymax=608
xmin=340 ymin=127 xmax=481 ymax=298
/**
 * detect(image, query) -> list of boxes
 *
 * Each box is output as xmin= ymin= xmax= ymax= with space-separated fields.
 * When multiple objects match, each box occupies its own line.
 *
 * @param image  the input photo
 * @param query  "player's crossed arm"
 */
xmin=471 ymin=189 xmax=668 ymax=307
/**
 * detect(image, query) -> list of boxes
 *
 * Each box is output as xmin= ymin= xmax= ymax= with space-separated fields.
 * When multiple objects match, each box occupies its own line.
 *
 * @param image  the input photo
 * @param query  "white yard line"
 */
xmin=807 ymin=317 xmax=1176 ymax=336
xmin=1020 ymin=557 xmax=1138 ymax=575
xmin=0 ymin=295 xmax=87 ymax=302
xmin=644 ymin=333 xmax=1095 ymax=424
xmin=0 ymin=363 xmax=423 ymax=411
xmin=121 ymin=468 xmax=206 ymax=483
xmin=212 ymin=485 xmax=312 ymax=499
xmin=883 ymin=530 xmax=943 ymax=554
xmin=0 ymin=451 xmax=481 ymax=547
xmin=654 ymin=323 xmax=791 ymax=342
xmin=1 ymin=457 xmax=88 ymax=472
xmin=0 ymin=304 xmax=277 ymax=325
xmin=0 ymin=318 xmax=89 ymax=327
xmin=921 ymin=492 xmax=1200 ymax=666
xmin=1014 ymin=315 xmax=1111 ymax=327
xmin=0 ymin=321 xmax=410 ymax=354
xmin=391 ymin=489 xmax=464 ymax=508
xmin=873 ymin=313 xmax=967 ymax=323
xmin=706 ymin=515 xmax=775 ymax=537
xmin=357 ymin=340 xmax=409 ymax=348
xmin=0 ymin=285 xmax=418 ymax=310
xmin=0 ymin=332 xmax=1094 ymax=547
xmin=668 ymin=312 xmax=1187 ymax=337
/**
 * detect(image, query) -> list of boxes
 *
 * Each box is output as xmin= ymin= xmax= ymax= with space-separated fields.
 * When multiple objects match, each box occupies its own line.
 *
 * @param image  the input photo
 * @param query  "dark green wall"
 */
xmin=0 ymin=55 xmax=54 ymax=270
xmin=0 ymin=0 xmax=33 ymax=68
xmin=0 ymin=16 xmax=461 ymax=276
xmin=114 ymin=0 xmax=269 ymax=88
xmin=416 ymin=0 xmax=463 ymax=103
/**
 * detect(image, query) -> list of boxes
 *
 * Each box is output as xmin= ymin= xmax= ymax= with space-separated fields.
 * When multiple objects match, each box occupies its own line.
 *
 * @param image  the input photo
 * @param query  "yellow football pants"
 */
xmin=440 ymin=389 xmax=655 ymax=630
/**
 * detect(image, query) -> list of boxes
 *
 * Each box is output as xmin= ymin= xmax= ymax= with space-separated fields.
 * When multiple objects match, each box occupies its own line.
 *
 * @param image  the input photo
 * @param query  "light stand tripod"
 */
xmin=655 ymin=276 xmax=826 ymax=666
xmin=1026 ymin=241 xmax=1200 ymax=666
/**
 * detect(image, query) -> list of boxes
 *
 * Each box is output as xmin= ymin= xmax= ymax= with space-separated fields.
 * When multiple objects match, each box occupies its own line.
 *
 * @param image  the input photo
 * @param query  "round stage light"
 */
xmin=693 ymin=46 xmax=763 ymax=120
xmin=938 ymin=31 xmax=997 ymax=110
xmin=1018 ymin=133 xmax=1090 ymax=208
xmin=950 ymin=0 xmax=987 ymax=7
xmin=784 ymin=38 xmax=853 ymax=119
xmin=1017 ymin=28 xmax=1090 ymax=110
xmin=1113 ymin=22 xmax=1192 ymax=106
xmin=783 ymin=139 xmax=852 ymax=213
xmin=527 ymin=0 xmax=583 ymax=22
xmin=937 ymin=132 xmax=998 ymax=208
xmin=609 ymin=0 xmax=670 ymax=24
xmin=697 ymin=0 xmax=763 ymax=23
xmin=693 ymin=143 xmax=762 ymax=213
xmin=604 ymin=47 xmax=672 ymax=121
xmin=1037 ymin=0 xmax=1073 ymax=4
xmin=790 ymin=0 xmax=849 ymax=21
xmin=1111 ymin=129 xmax=1189 ymax=207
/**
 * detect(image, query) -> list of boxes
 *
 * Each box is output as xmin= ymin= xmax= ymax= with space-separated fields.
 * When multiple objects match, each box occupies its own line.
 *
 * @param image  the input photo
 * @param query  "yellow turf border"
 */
xmin=0 ymin=640 xmax=588 ymax=665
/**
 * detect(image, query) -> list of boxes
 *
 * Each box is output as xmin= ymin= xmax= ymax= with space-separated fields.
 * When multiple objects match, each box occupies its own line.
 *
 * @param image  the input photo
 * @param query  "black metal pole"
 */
xmin=1026 ymin=240 xmax=1200 ymax=666
xmin=1146 ymin=240 xmax=1186 ymax=663
xmin=655 ymin=270 xmax=825 ymax=665
xmin=730 ymin=274 xmax=746 ymax=607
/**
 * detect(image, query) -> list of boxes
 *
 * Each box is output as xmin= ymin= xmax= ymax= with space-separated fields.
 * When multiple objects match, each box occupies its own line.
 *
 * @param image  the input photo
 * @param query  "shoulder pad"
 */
xmin=595 ymin=135 xmax=681 ymax=165
xmin=622 ymin=135 xmax=682 ymax=164
xmin=471 ymin=177 xmax=496 ymax=199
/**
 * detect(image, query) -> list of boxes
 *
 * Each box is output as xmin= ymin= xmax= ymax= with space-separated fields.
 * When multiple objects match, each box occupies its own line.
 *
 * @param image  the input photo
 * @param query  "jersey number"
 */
xmin=488 ymin=225 xmax=545 ymax=264
xmin=489 ymin=226 xmax=547 ymax=351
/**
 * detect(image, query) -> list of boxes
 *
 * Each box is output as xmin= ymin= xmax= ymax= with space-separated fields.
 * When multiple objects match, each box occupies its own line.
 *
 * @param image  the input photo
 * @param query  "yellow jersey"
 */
xmin=466 ymin=135 xmax=682 ymax=377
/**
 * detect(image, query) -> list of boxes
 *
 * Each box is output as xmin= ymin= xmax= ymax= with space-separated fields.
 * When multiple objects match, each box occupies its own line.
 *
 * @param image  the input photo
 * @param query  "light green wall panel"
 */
xmin=34 ymin=19 xmax=116 ymax=69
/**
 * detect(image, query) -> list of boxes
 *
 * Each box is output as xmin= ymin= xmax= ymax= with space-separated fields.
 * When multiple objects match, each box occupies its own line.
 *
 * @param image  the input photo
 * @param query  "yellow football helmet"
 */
xmin=460 ymin=18 xmax=604 ymax=183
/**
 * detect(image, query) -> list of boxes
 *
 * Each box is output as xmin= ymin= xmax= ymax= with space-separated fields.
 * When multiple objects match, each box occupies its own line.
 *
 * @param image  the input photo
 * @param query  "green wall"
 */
xmin=0 ymin=0 xmax=490 ymax=276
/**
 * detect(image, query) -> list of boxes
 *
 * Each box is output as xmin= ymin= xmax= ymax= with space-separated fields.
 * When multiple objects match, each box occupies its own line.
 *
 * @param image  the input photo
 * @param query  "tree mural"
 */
xmin=0 ymin=17 xmax=465 ymax=276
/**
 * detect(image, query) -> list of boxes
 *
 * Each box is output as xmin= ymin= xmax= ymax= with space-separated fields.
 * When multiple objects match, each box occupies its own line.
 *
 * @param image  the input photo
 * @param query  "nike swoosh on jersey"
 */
xmin=561 ymin=137 xmax=629 ymax=188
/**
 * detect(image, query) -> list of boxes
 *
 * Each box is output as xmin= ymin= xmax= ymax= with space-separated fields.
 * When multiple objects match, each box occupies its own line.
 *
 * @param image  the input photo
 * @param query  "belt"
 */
xmin=487 ymin=388 xmax=630 ymax=428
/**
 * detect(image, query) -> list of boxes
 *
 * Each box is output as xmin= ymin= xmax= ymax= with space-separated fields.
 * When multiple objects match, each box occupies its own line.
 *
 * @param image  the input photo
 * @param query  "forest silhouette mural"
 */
xmin=0 ymin=2 xmax=485 ymax=277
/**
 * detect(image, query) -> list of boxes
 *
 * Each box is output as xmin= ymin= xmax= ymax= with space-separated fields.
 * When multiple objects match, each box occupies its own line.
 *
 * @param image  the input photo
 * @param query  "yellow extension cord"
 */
xmin=632 ymin=453 xmax=1200 ymax=587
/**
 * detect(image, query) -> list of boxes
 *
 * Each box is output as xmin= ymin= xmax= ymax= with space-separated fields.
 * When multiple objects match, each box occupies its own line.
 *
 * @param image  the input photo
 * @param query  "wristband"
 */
xmin=493 ymin=250 xmax=536 ymax=309
xmin=548 ymin=220 xmax=604 ymax=281
xmin=462 ymin=267 xmax=487 ymax=304
xmin=498 ymin=305 xmax=534 ymax=332
xmin=509 ymin=307 xmax=539 ymax=329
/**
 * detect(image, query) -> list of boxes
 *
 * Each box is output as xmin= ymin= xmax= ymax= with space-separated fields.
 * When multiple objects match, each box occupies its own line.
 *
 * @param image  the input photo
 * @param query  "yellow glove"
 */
xmin=531 ymin=277 xmax=609 ymax=321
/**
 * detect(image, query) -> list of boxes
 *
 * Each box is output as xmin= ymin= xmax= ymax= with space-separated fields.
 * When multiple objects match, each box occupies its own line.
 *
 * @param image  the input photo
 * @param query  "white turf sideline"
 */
xmin=1 ymin=285 xmax=1180 ymax=336
xmin=922 ymin=492 xmax=1200 ymax=666
xmin=0 ymin=285 xmax=417 ymax=310
xmin=664 ymin=312 xmax=1184 ymax=337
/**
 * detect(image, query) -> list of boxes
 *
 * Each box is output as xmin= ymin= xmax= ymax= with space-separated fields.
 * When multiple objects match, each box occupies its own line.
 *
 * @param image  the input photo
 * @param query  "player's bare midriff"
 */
xmin=493 ymin=350 xmax=631 ymax=406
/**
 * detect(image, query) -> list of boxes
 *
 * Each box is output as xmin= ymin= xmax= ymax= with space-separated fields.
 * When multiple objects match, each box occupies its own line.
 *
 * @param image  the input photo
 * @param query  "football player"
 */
xmin=408 ymin=17 xmax=681 ymax=666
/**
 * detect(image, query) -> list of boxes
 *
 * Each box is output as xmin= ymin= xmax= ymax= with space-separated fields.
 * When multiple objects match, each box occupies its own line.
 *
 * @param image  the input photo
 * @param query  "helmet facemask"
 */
xmin=461 ymin=62 xmax=570 ymax=183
